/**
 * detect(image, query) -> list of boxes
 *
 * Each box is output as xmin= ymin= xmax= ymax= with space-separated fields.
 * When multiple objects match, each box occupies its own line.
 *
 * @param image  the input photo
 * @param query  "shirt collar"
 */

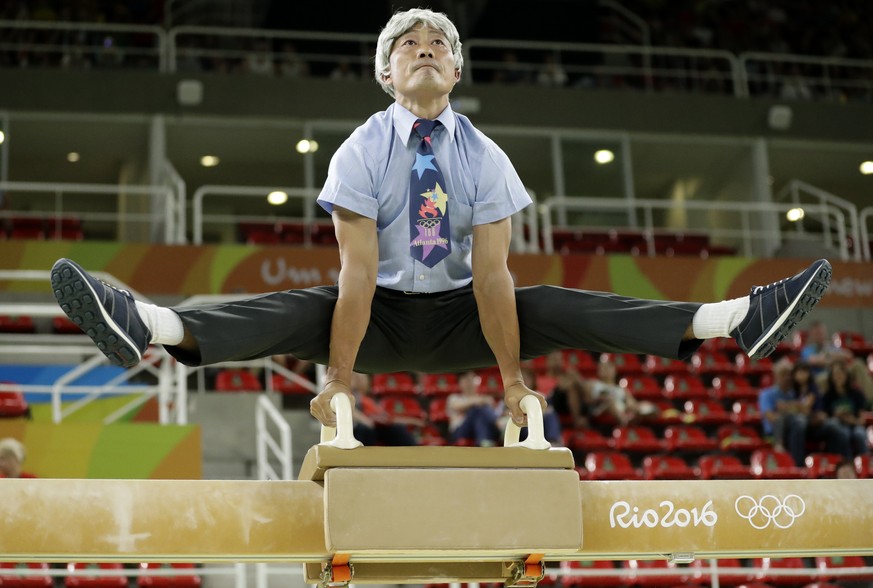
xmin=392 ymin=102 xmax=457 ymax=147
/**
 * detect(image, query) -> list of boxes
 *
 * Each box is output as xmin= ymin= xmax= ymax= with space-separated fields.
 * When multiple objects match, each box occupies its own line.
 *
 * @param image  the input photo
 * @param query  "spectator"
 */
xmin=779 ymin=64 xmax=813 ymax=100
xmin=586 ymin=356 xmax=649 ymax=426
xmin=0 ymin=438 xmax=36 ymax=478
xmin=536 ymin=53 xmax=568 ymax=88
xmin=792 ymin=360 xmax=851 ymax=459
xmin=491 ymin=51 xmax=530 ymax=85
xmin=350 ymin=372 xmax=419 ymax=446
xmin=245 ymin=40 xmax=274 ymax=76
xmin=520 ymin=366 xmax=562 ymax=445
xmin=759 ymin=358 xmax=811 ymax=466
xmin=801 ymin=320 xmax=873 ymax=403
xmin=329 ymin=58 xmax=359 ymax=81
xmin=277 ymin=42 xmax=308 ymax=78
xmin=821 ymin=359 xmax=870 ymax=457
xmin=538 ymin=351 xmax=589 ymax=429
xmin=447 ymin=370 xmax=500 ymax=446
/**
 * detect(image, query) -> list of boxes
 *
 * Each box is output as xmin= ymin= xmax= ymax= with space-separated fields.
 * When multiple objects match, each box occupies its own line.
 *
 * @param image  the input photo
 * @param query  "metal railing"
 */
xmin=0 ymin=19 xmax=167 ymax=72
xmin=0 ymin=181 xmax=181 ymax=244
xmin=191 ymin=184 xmax=321 ymax=245
xmin=464 ymin=39 xmax=742 ymax=96
xmin=0 ymin=269 xmax=183 ymax=424
xmin=862 ymin=205 xmax=873 ymax=262
xmin=539 ymin=196 xmax=849 ymax=261
xmin=255 ymin=394 xmax=293 ymax=481
xmin=739 ymin=51 xmax=873 ymax=101
xmin=776 ymin=179 xmax=863 ymax=262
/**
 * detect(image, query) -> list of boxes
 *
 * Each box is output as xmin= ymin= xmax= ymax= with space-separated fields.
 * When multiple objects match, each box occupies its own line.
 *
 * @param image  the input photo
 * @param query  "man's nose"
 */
xmin=417 ymin=47 xmax=433 ymax=58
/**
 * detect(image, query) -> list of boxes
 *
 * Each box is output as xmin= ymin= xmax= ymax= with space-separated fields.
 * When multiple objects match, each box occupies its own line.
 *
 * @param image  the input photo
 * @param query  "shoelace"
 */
xmin=752 ymin=276 xmax=788 ymax=295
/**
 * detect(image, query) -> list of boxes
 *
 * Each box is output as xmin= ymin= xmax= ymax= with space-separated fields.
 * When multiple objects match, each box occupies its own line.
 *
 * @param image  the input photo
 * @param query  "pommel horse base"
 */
xmin=1 ymin=395 xmax=872 ymax=587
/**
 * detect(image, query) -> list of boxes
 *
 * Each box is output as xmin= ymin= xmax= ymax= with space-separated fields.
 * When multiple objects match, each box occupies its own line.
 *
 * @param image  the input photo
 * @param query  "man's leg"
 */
xmin=818 ymin=418 xmax=852 ymax=459
xmin=784 ymin=413 xmax=808 ymax=466
xmin=851 ymin=425 xmax=869 ymax=456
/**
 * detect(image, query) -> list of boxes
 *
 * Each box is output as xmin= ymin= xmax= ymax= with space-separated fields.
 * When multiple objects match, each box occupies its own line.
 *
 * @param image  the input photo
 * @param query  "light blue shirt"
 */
xmin=317 ymin=103 xmax=532 ymax=293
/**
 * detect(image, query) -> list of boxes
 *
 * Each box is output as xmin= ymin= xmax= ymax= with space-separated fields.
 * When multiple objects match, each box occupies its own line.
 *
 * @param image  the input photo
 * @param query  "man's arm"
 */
xmin=472 ymin=218 xmax=546 ymax=426
xmin=309 ymin=207 xmax=378 ymax=427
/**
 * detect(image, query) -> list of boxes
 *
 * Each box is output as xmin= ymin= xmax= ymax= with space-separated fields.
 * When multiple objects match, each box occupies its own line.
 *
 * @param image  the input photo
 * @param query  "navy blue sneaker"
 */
xmin=51 ymin=258 xmax=151 ymax=368
xmin=731 ymin=259 xmax=832 ymax=360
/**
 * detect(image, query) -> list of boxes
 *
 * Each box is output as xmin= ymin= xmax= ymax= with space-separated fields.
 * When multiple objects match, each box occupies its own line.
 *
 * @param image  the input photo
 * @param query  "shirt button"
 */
xmin=418 ymin=274 xmax=425 ymax=281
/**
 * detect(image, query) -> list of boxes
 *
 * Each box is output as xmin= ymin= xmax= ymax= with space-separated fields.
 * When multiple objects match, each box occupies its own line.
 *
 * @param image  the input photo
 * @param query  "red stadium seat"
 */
xmin=137 ymin=564 xmax=201 ymax=588
xmin=716 ymin=425 xmax=767 ymax=452
xmin=856 ymin=454 xmax=873 ymax=478
xmin=560 ymin=560 xmax=623 ymax=587
xmin=565 ymin=350 xmax=598 ymax=375
xmin=371 ymin=372 xmax=416 ymax=396
xmin=0 ymin=383 xmax=29 ymax=418
xmin=684 ymin=399 xmax=732 ymax=426
xmin=710 ymin=375 xmax=757 ymax=402
xmin=663 ymin=374 xmax=708 ymax=401
xmin=622 ymin=560 xmax=690 ymax=588
xmin=642 ymin=455 xmax=696 ymax=480
xmin=689 ymin=558 xmax=749 ymax=587
xmin=735 ymin=355 xmax=773 ymax=377
xmin=619 ymin=375 xmax=663 ymax=402
xmin=691 ymin=351 xmax=735 ymax=376
xmin=663 ymin=425 xmax=718 ymax=453
xmin=269 ymin=373 xmax=313 ymax=395
xmin=214 ymin=369 xmax=262 ymax=392
xmin=750 ymin=450 xmax=806 ymax=479
xmin=478 ymin=367 xmax=503 ymax=397
xmin=731 ymin=401 xmax=763 ymax=427
xmin=419 ymin=425 xmax=448 ymax=446
xmin=379 ymin=397 xmax=425 ymax=421
xmin=584 ymin=451 xmax=640 ymax=480
xmin=832 ymin=331 xmax=873 ymax=355
xmin=696 ymin=454 xmax=750 ymax=480
xmin=750 ymin=558 xmax=815 ymax=586
xmin=563 ymin=428 xmax=613 ymax=452
xmin=0 ymin=563 xmax=53 ymax=588
xmin=427 ymin=397 xmax=448 ymax=423
xmin=65 ymin=564 xmax=127 ymax=588
xmin=804 ymin=453 xmax=843 ymax=479
xmin=52 ymin=315 xmax=83 ymax=334
xmin=814 ymin=556 xmax=873 ymax=583
xmin=642 ymin=400 xmax=684 ymax=426
xmin=602 ymin=353 xmax=644 ymax=375
xmin=612 ymin=426 xmax=665 ymax=453
xmin=645 ymin=355 xmax=689 ymax=376
xmin=420 ymin=373 xmax=459 ymax=396
xmin=0 ymin=316 xmax=36 ymax=334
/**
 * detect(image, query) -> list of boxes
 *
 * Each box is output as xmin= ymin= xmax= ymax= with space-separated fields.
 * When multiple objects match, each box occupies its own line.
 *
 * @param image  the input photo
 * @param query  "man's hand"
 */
xmin=504 ymin=382 xmax=548 ymax=427
xmin=310 ymin=380 xmax=355 ymax=427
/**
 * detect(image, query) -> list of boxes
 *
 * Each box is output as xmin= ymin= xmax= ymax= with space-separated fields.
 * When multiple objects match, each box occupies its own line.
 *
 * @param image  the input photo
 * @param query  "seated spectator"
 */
xmin=538 ymin=351 xmax=589 ymax=429
xmin=277 ymin=42 xmax=308 ymax=78
xmin=350 ymin=372 xmax=419 ymax=446
xmin=801 ymin=320 xmax=873 ymax=404
xmin=519 ymin=366 xmax=562 ymax=444
xmin=821 ymin=359 xmax=870 ymax=457
xmin=447 ymin=370 xmax=500 ymax=446
xmin=536 ymin=53 xmax=568 ymax=87
xmin=329 ymin=58 xmax=359 ymax=81
xmin=586 ymin=356 xmax=649 ymax=426
xmin=759 ymin=358 xmax=811 ymax=466
xmin=491 ymin=51 xmax=531 ymax=85
xmin=245 ymin=40 xmax=274 ymax=76
xmin=793 ymin=360 xmax=851 ymax=459
xmin=0 ymin=438 xmax=36 ymax=478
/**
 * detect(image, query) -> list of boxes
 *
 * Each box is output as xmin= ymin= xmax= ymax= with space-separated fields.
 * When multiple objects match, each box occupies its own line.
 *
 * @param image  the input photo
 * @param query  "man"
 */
xmin=49 ymin=8 xmax=832 ymax=429
xmin=446 ymin=371 xmax=500 ymax=446
xmin=0 ymin=438 xmax=36 ymax=478
xmin=350 ymin=372 xmax=421 ymax=447
xmin=759 ymin=358 xmax=818 ymax=466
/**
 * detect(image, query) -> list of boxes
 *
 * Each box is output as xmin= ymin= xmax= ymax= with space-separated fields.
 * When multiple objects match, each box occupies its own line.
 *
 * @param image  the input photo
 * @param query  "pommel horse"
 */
xmin=1 ymin=394 xmax=872 ymax=587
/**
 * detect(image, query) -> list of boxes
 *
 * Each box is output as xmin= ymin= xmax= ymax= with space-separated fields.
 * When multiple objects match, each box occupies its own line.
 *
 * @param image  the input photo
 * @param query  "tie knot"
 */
xmin=413 ymin=118 xmax=440 ymax=140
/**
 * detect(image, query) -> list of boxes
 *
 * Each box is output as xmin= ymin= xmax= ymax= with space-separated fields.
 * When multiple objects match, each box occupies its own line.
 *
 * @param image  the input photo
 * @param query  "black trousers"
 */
xmin=166 ymin=284 xmax=703 ymax=373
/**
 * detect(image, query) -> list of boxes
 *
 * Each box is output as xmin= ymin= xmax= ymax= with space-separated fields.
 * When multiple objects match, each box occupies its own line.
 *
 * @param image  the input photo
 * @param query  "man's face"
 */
xmin=384 ymin=24 xmax=459 ymax=101
xmin=458 ymin=372 xmax=479 ymax=395
xmin=774 ymin=366 xmax=793 ymax=389
xmin=0 ymin=452 xmax=19 ymax=478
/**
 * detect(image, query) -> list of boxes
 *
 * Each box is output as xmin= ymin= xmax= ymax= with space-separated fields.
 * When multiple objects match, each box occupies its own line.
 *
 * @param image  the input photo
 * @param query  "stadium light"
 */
xmin=786 ymin=207 xmax=805 ymax=222
xmin=296 ymin=139 xmax=319 ymax=154
xmin=66 ymin=152 xmax=80 ymax=163
xmin=0 ymin=130 xmax=5 ymax=145
xmin=267 ymin=191 xmax=288 ymax=205
xmin=594 ymin=149 xmax=614 ymax=164
xmin=200 ymin=155 xmax=220 ymax=167
xmin=861 ymin=161 xmax=873 ymax=175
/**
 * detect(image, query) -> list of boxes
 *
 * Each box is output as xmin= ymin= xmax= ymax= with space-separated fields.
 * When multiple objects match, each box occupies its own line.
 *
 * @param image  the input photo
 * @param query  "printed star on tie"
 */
xmin=411 ymin=153 xmax=438 ymax=179
xmin=420 ymin=182 xmax=448 ymax=216
xmin=410 ymin=222 xmax=449 ymax=260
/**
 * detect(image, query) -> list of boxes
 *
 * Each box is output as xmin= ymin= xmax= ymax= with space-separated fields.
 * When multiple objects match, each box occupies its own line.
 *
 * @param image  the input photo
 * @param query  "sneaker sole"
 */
xmin=747 ymin=260 xmax=832 ymax=360
xmin=51 ymin=260 xmax=143 ymax=368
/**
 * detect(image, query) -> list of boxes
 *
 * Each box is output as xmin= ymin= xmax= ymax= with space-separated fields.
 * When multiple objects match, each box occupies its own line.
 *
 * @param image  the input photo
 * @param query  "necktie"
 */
xmin=409 ymin=118 xmax=451 ymax=267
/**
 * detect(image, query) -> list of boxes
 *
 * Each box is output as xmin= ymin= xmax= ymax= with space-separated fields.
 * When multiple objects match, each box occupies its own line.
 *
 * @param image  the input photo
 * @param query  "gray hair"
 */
xmin=0 ymin=437 xmax=24 ymax=462
xmin=374 ymin=8 xmax=464 ymax=97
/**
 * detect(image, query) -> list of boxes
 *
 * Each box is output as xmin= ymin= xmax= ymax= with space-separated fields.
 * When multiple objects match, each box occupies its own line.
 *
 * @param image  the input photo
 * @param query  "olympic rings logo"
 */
xmin=734 ymin=494 xmax=806 ymax=529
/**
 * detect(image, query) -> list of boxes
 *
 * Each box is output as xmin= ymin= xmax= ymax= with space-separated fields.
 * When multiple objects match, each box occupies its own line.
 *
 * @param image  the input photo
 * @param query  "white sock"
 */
xmin=135 ymin=301 xmax=184 ymax=345
xmin=692 ymin=296 xmax=750 ymax=339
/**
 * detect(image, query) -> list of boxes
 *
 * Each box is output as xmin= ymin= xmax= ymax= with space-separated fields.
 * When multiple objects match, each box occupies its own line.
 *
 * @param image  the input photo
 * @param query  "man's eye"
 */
xmin=403 ymin=39 xmax=415 ymax=45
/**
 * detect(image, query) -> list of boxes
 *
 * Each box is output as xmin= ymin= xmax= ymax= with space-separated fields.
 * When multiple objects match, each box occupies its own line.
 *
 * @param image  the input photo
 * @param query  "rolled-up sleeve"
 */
xmin=472 ymin=141 xmax=532 ymax=226
xmin=317 ymin=140 xmax=379 ymax=220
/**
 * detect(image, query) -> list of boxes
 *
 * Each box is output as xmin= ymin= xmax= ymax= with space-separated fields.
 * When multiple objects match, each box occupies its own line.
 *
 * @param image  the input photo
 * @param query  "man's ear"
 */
xmin=454 ymin=69 xmax=461 ymax=83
